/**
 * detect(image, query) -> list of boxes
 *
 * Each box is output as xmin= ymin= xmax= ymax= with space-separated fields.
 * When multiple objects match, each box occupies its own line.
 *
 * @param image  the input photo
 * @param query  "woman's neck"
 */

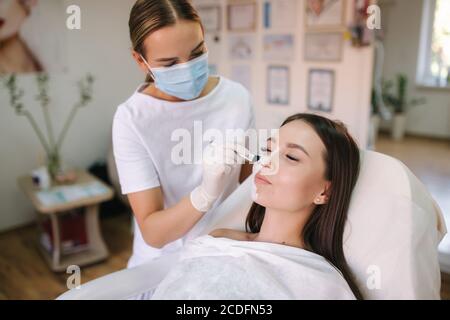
xmin=253 ymin=207 xmax=311 ymax=249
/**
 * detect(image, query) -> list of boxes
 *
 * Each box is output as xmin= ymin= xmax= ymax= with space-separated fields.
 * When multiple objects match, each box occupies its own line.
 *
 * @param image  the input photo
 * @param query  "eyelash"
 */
xmin=164 ymin=51 xmax=204 ymax=67
xmin=260 ymin=147 xmax=299 ymax=162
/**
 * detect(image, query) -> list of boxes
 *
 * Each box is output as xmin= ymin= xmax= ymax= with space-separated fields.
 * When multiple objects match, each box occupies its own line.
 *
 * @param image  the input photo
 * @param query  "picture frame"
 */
xmin=263 ymin=34 xmax=295 ymax=61
xmin=227 ymin=0 xmax=257 ymax=32
xmin=267 ymin=66 xmax=290 ymax=105
xmin=305 ymin=0 xmax=347 ymax=31
xmin=307 ymin=69 xmax=335 ymax=113
xmin=304 ymin=32 xmax=343 ymax=62
xmin=229 ymin=34 xmax=256 ymax=60
xmin=263 ymin=0 xmax=298 ymax=29
xmin=197 ymin=5 xmax=222 ymax=32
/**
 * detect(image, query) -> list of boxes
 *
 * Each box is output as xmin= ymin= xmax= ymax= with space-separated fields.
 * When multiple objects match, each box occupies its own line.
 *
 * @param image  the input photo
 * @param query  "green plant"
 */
xmin=371 ymin=88 xmax=380 ymax=115
xmin=382 ymin=74 xmax=426 ymax=114
xmin=3 ymin=73 xmax=94 ymax=180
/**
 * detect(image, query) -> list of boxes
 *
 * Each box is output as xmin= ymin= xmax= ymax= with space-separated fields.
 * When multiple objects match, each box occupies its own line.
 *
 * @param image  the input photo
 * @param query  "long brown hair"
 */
xmin=128 ymin=0 xmax=204 ymax=82
xmin=245 ymin=113 xmax=363 ymax=300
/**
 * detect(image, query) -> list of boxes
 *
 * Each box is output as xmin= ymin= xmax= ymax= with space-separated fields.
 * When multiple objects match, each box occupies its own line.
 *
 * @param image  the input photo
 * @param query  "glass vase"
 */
xmin=46 ymin=150 xmax=62 ymax=184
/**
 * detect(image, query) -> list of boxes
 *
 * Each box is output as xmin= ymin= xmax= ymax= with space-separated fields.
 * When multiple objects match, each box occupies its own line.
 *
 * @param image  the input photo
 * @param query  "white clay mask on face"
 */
xmin=250 ymin=153 xmax=274 ymax=201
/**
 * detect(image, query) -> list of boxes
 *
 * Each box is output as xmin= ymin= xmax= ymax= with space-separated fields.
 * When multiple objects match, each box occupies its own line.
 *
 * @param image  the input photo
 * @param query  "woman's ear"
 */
xmin=131 ymin=49 xmax=150 ymax=74
xmin=314 ymin=182 xmax=331 ymax=205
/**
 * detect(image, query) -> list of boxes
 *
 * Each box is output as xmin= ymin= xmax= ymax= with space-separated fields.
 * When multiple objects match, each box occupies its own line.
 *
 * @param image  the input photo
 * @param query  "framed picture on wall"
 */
xmin=227 ymin=0 xmax=257 ymax=32
xmin=307 ymin=69 xmax=335 ymax=112
xmin=304 ymin=32 xmax=343 ymax=62
xmin=267 ymin=66 xmax=290 ymax=105
xmin=197 ymin=5 xmax=221 ymax=32
xmin=263 ymin=0 xmax=298 ymax=29
xmin=305 ymin=0 xmax=346 ymax=31
xmin=229 ymin=34 xmax=256 ymax=60
xmin=263 ymin=34 xmax=295 ymax=61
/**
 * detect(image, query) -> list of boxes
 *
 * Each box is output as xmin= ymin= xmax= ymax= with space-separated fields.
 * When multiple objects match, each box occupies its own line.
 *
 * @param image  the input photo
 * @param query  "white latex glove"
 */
xmin=190 ymin=141 xmax=243 ymax=213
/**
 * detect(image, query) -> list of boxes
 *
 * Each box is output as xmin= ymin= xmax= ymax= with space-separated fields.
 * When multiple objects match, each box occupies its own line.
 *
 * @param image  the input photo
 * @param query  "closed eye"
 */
xmin=261 ymin=147 xmax=298 ymax=161
xmin=191 ymin=50 xmax=205 ymax=58
xmin=164 ymin=51 xmax=205 ymax=67
xmin=164 ymin=60 xmax=177 ymax=67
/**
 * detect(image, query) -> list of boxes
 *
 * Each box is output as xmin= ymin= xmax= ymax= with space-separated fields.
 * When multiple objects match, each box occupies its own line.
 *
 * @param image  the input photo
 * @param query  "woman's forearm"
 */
xmin=140 ymin=195 xmax=205 ymax=248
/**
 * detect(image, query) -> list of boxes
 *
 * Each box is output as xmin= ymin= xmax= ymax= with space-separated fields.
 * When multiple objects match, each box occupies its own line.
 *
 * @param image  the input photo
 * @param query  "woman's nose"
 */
xmin=260 ymin=150 xmax=280 ymax=175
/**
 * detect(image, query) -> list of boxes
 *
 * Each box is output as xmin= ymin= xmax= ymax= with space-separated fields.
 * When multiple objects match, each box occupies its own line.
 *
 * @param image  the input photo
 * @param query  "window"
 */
xmin=417 ymin=0 xmax=450 ymax=88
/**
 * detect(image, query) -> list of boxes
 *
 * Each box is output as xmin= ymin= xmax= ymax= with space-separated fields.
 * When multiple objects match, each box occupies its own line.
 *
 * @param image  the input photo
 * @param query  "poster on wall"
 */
xmin=304 ymin=32 xmax=343 ymax=62
xmin=263 ymin=0 xmax=298 ymax=29
xmin=267 ymin=66 xmax=290 ymax=105
xmin=0 ymin=0 xmax=68 ymax=75
xmin=227 ymin=0 xmax=257 ymax=32
xmin=263 ymin=34 xmax=295 ymax=61
xmin=229 ymin=34 xmax=256 ymax=60
xmin=196 ymin=5 xmax=221 ymax=33
xmin=305 ymin=0 xmax=346 ymax=31
xmin=307 ymin=69 xmax=335 ymax=112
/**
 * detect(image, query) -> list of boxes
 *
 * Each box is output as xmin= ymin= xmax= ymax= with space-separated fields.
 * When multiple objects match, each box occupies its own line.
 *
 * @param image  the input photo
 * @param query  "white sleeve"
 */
xmin=112 ymin=111 xmax=160 ymax=195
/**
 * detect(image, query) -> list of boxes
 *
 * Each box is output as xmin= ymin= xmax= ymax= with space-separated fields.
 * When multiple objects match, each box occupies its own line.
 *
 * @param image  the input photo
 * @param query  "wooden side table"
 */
xmin=17 ymin=169 xmax=114 ymax=272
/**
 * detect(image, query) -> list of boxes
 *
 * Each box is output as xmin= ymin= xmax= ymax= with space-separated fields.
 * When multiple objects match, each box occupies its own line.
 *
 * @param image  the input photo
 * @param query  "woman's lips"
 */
xmin=0 ymin=18 xmax=5 ymax=28
xmin=255 ymin=173 xmax=271 ymax=185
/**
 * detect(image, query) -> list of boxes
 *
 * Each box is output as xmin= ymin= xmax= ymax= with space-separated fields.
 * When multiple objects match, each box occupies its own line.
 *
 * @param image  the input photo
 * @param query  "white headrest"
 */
xmin=196 ymin=150 xmax=446 ymax=299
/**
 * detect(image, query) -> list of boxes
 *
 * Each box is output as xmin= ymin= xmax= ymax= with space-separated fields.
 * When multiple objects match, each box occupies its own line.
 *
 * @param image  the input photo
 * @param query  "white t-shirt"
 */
xmin=112 ymin=76 xmax=255 ymax=268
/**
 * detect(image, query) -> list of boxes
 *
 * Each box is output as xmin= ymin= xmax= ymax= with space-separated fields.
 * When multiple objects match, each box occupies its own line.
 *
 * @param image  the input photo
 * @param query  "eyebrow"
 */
xmin=155 ymin=40 xmax=205 ymax=62
xmin=267 ymin=137 xmax=311 ymax=158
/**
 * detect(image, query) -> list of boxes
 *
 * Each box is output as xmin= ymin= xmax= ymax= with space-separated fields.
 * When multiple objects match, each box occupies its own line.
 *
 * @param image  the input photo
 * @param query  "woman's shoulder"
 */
xmin=220 ymin=76 xmax=250 ymax=97
xmin=113 ymin=87 xmax=160 ymax=125
xmin=209 ymin=228 xmax=256 ymax=241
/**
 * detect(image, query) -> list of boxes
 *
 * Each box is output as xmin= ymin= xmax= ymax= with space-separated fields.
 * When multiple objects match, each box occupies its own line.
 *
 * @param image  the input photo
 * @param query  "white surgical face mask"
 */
xmin=140 ymin=51 xmax=210 ymax=101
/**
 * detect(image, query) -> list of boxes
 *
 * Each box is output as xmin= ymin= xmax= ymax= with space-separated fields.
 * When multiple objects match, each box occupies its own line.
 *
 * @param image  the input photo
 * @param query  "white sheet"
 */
xmin=151 ymin=235 xmax=356 ymax=300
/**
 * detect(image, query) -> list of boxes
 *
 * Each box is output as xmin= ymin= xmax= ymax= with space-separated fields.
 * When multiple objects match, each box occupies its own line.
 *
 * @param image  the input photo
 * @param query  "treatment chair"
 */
xmin=58 ymin=150 xmax=447 ymax=300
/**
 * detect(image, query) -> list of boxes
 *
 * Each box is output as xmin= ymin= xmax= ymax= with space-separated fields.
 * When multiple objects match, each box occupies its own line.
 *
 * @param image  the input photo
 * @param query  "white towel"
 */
xmin=151 ymin=235 xmax=356 ymax=300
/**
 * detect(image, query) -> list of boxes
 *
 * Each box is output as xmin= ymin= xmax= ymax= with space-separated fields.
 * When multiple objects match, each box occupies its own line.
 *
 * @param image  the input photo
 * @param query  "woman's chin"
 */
xmin=252 ymin=193 xmax=268 ymax=207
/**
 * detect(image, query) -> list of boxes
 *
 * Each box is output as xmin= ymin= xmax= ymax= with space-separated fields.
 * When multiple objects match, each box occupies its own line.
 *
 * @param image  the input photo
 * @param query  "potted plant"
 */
xmin=382 ymin=74 xmax=425 ymax=141
xmin=3 ymin=73 xmax=94 ymax=184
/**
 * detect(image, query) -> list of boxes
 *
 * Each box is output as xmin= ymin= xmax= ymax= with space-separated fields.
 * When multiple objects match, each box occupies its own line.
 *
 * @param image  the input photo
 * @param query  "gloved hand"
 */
xmin=190 ymin=141 xmax=243 ymax=213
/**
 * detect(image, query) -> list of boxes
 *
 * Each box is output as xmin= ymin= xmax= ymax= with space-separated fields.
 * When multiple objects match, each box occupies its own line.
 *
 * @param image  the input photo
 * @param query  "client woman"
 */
xmin=150 ymin=113 xmax=363 ymax=300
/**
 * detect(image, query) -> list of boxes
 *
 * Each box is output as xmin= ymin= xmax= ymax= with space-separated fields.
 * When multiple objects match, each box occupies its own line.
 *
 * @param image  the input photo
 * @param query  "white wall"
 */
xmin=0 ymin=0 xmax=374 ymax=232
xmin=196 ymin=0 xmax=374 ymax=147
xmin=380 ymin=0 xmax=450 ymax=139
xmin=0 ymin=0 xmax=140 ymax=232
